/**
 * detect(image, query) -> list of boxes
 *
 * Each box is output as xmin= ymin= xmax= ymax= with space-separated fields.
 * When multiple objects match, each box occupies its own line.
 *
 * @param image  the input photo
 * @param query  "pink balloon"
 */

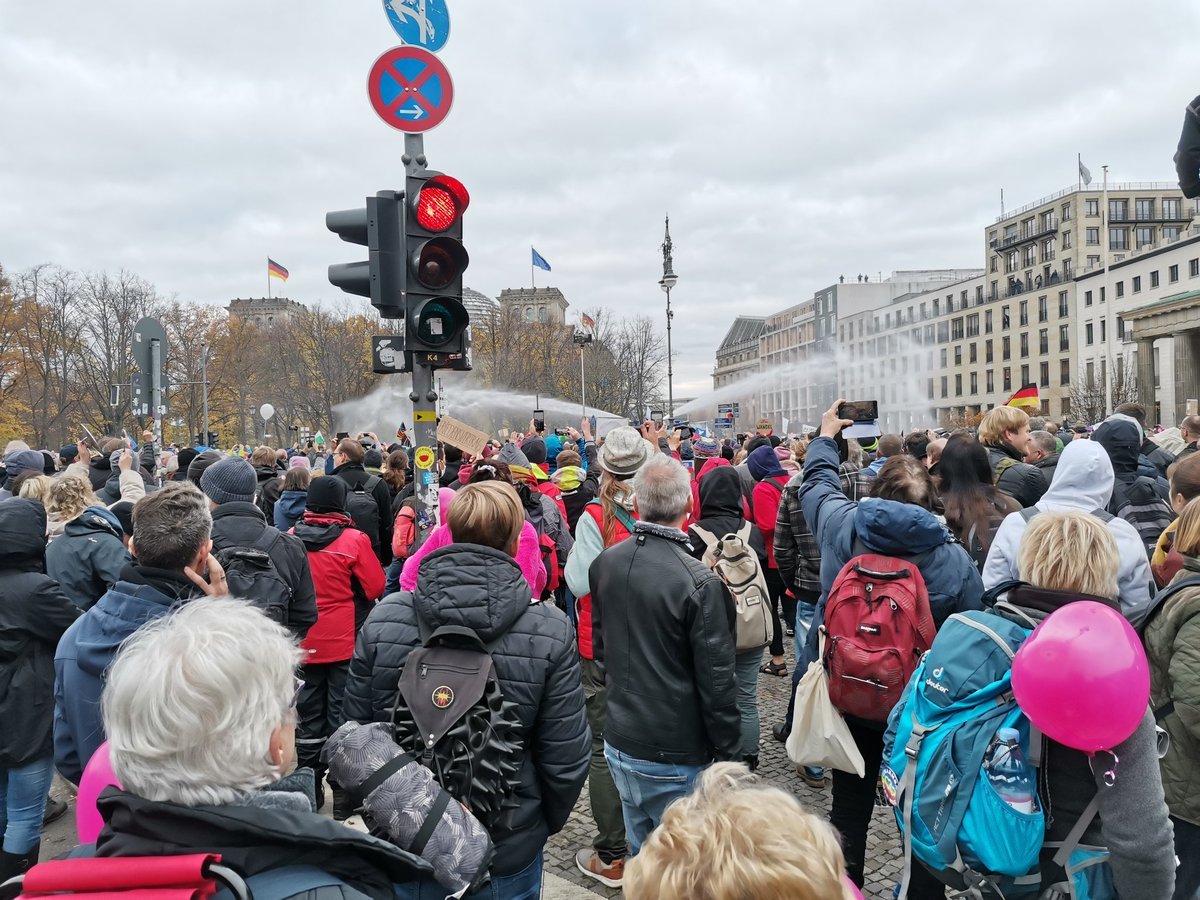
xmin=1011 ymin=601 xmax=1149 ymax=753
xmin=844 ymin=875 xmax=866 ymax=900
xmin=76 ymin=741 xmax=122 ymax=844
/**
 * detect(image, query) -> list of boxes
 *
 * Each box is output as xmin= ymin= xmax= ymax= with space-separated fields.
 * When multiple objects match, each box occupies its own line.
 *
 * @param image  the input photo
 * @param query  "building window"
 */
xmin=986 ymin=339 xmax=994 ymax=363
xmin=1151 ymin=270 xmax=1160 ymax=288
xmin=1135 ymin=226 xmax=1153 ymax=248
xmin=967 ymin=314 xmax=979 ymax=337
xmin=1086 ymin=227 xmax=1099 ymax=245
xmin=1115 ymin=281 xmax=1124 ymax=298
xmin=928 ymin=379 xmax=935 ymax=400
xmin=1002 ymin=305 xmax=1011 ymax=328
xmin=987 ymin=369 xmax=995 ymax=392
xmin=1171 ymin=264 xmax=1180 ymax=283
xmin=1040 ymin=362 xmax=1050 ymax=388
xmin=1132 ymin=275 xmax=1141 ymax=292
xmin=1117 ymin=316 xmax=1125 ymax=340
xmin=1109 ymin=227 xmax=1128 ymax=251
xmin=990 ymin=256 xmax=999 ymax=273
xmin=1192 ymin=258 xmax=1200 ymax=278
xmin=954 ymin=346 xmax=962 ymax=365
xmin=1135 ymin=198 xmax=1155 ymax=220
xmin=1021 ymin=364 xmax=1030 ymax=386
xmin=1164 ymin=198 xmax=1182 ymax=219
xmin=1062 ymin=397 xmax=1072 ymax=417
xmin=1085 ymin=290 xmax=1092 ymax=307
xmin=969 ymin=342 xmax=977 ymax=364
xmin=933 ymin=298 xmax=940 ymax=316
xmin=1061 ymin=359 xmax=1071 ymax=385
xmin=1003 ymin=367 xmax=1012 ymax=391
xmin=940 ymin=348 xmax=948 ymax=367
xmin=952 ymin=318 xmax=964 ymax=340
xmin=985 ymin=310 xmax=993 ymax=333
xmin=955 ymin=374 xmax=963 ymax=397
xmin=1059 ymin=324 xmax=1070 ymax=351
xmin=1062 ymin=202 xmax=1072 ymax=221
xmin=1087 ymin=254 xmax=1101 ymax=270
xmin=1058 ymin=291 xmax=1069 ymax=317
xmin=525 ymin=306 xmax=534 ymax=321
xmin=1165 ymin=225 xmax=1182 ymax=241
xmin=1109 ymin=199 xmax=1128 ymax=221
xmin=1020 ymin=333 xmax=1029 ymax=357
xmin=1086 ymin=199 xmax=1099 ymax=216
xmin=1100 ymin=319 xmax=1106 ymax=343
xmin=1086 ymin=322 xmax=1094 ymax=344
xmin=941 ymin=376 xmax=948 ymax=398
xmin=1039 ymin=328 xmax=1048 ymax=354
xmin=1019 ymin=301 xmax=1028 ymax=326
xmin=920 ymin=301 xmax=927 ymax=319
xmin=1024 ymin=245 xmax=1037 ymax=267
xmin=1038 ymin=296 xmax=1048 ymax=322
xmin=976 ymin=285 xmax=984 ymax=303
xmin=1002 ymin=336 xmax=1011 ymax=360
xmin=1042 ymin=239 xmax=1055 ymax=262
xmin=538 ymin=307 xmax=548 ymax=322
xmin=937 ymin=321 xmax=949 ymax=343
xmin=971 ymin=372 xmax=979 ymax=393
xmin=1062 ymin=230 xmax=1072 ymax=249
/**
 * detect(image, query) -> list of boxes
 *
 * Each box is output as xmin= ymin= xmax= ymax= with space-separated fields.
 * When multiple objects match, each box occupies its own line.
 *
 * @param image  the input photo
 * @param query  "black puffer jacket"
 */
xmin=209 ymin=502 xmax=318 ymax=637
xmin=0 ymin=499 xmax=80 ymax=767
xmin=343 ymin=544 xmax=589 ymax=877
xmin=984 ymin=443 xmax=1047 ymax=508
xmin=590 ymin=523 xmax=741 ymax=766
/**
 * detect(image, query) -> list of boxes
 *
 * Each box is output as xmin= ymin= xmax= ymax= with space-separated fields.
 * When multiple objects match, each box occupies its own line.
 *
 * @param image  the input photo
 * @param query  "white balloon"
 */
xmin=260 ymin=403 xmax=275 ymax=421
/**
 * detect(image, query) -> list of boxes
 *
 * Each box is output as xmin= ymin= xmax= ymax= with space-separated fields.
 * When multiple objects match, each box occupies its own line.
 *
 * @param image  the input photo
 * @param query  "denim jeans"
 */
xmin=1173 ymin=815 xmax=1200 ymax=900
xmin=393 ymin=850 xmax=542 ymax=899
xmin=0 ymin=756 xmax=55 ymax=854
xmin=734 ymin=648 xmax=763 ymax=758
xmin=384 ymin=557 xmax=404 ymax=597
xmin=604 ymin=743 xmax=702 ymax=855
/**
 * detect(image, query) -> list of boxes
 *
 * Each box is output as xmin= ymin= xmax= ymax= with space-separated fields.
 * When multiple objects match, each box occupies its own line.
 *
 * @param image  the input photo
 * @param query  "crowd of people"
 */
xmin=0 ymin=398 xmax=1195 ymax=898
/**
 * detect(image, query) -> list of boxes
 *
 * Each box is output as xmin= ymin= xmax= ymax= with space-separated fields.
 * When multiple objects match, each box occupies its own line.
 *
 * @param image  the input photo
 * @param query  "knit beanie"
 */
xmin=747 ymin=444 xmax=786 ymax=481
xmin=200 ymin=457 xmax=257 ymax=505
xmin=109 ymin=501 xmax=134 ymax=540
xmin=176 ymin=447 xmax=198 ymax=473
xmin=187 ymin=450 xmax=223 ymax=487
xmin=498 ymin=442 xmax=531 ymax=470
xmin=306 ymin=476 xmax=348 ymax=513
xmin=364 ymin=448 xmax=384 ymax=469
xmin=289 ymin=455 xmax=311 ymax=469
xmin=693 ymin=436 xmax=720 ymax=459
xmin=521 ymin=436 xmax=547 ymax=464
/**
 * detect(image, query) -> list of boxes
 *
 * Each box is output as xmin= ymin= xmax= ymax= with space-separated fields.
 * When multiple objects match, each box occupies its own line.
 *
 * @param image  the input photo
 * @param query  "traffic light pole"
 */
xmin=403 ymin=133 xmax=441 ymax=544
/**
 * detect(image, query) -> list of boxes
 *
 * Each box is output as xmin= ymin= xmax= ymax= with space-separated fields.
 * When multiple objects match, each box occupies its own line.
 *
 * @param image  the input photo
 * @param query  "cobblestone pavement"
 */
xmin=543 ymin=639 xmax=905 ymax=900
xmin=42 ymin=643 xmax=906 ymax=899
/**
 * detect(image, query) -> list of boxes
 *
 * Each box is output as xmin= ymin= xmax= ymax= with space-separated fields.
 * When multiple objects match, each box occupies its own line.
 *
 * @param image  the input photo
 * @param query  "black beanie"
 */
xmin=306 ymin=476 xmax=348 ymax=513
xmin=187 ymin=450 xmax=223 ymax=487
xmin=521 ymin=436 xmax=547 ymax=464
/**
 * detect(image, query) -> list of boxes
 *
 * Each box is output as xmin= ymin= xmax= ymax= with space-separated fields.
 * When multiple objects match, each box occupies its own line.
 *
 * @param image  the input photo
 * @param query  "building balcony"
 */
xmin=990 ymin=215 xmax=1059 ymax=250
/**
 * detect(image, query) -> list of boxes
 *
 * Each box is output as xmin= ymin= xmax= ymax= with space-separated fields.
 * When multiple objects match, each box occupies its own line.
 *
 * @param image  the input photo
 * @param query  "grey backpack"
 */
xmin=693 ymin=523 xmax=774 ymax=652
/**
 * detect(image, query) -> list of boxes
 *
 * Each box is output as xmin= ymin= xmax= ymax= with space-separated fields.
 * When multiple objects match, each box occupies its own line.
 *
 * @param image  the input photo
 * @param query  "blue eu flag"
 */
xmin=531 ymin=247 xmax=552 ymax=272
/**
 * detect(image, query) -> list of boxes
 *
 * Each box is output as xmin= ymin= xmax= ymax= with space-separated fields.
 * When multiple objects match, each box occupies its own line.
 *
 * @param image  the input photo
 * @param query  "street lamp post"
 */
xmin=659 ymin=216 xmax=678 ymax=423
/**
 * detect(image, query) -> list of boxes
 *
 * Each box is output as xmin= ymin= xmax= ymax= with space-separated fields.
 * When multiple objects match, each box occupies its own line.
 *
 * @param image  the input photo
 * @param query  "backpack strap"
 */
xmin=611 ymin=504 xmax=636 ymax=534
xmin=1049 ymin=795 xmax=1102 ymax=871
xmin=252 ymin=527 xmax=282 ymax=555
xmin=691 ymin=525 xmax=718 ymax=550
xmin=761 ymin=478 xmax=784 ymax=495
xmin=736 ymin=521 xmax=753 ymax=543
xmin=897 ymin=713 xmax=939 ymax=899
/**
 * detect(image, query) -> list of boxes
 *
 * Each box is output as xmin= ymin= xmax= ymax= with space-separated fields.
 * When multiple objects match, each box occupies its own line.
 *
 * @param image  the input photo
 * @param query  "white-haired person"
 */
xmin=83 ymin=597 xmax=432 ymax=896
xmin=623 ymin=762 xmax=854 ymax=900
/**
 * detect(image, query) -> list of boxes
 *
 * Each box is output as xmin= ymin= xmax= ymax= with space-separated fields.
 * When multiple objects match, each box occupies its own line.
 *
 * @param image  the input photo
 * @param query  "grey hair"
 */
xmin=1027 ymin=416 xmax=1046 ymax=432
xmin=130 ymin=482 xmax=212 ymax=570
xmin=1028 ymin=430 xmax=1057 ymax=457
xmin=103 ymin=597 xmax=302 ymax=807
xmin=632 ymin=454 xmax=692 ymax=525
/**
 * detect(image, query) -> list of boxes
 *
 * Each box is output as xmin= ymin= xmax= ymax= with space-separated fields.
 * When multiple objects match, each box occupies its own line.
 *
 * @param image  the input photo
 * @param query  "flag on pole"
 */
xmin=1079 ymin=159 xmax=1093 ymax=187
xmin=531 ymin=247 xmax=552 ymax=272
xmin=396 ymin=422 xmax=409 ymax=445
xmin=267 ymin=258 xmax=289 ymax=281
xmin=581 ymin=312 xmax=596 ymax=330
xmin=1005 ymin=383 xmax=1041 ymax=409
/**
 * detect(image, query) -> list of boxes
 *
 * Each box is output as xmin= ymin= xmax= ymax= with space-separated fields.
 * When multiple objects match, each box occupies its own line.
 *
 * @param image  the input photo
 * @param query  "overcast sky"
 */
xmin=3 ymin=2 xmax=1199 ymax=401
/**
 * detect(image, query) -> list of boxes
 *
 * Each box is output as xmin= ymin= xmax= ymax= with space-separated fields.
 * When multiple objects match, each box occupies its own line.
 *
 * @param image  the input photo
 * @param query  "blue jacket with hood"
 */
xmin=798 ymin=437 xmax=984 ymax=668
xmin=45 ymin=505 xmax=131 ymax=610
xmin=54 ymin=566 xmax=201 ymax=784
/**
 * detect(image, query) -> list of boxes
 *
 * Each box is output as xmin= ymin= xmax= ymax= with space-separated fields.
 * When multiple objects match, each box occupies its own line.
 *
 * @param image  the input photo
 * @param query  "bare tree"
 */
xmin=1069 ymin=356 xmax=1138 ymax=424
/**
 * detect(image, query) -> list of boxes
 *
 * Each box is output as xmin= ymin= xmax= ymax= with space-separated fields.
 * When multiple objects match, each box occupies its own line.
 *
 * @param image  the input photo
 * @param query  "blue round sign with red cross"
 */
xmin=367 ymin=45 xmax=454 ymax=133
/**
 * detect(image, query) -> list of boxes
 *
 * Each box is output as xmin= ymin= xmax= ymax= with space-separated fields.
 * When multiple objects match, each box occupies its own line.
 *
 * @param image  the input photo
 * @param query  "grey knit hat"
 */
xmin=597 ymin=426 xmax=652 ymax=477
xmin=497 ymin=442 xmax=531 ymax=470
xmin=200 ymin=456 xmax=257 ymax=505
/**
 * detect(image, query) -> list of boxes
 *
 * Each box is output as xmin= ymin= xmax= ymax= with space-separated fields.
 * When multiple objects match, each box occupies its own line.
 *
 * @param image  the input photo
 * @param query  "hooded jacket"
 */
xmin=273 ymin=489 xmax=308 ymax=533
xmin=89 ymin=772 xmax=432 ymax=896
xmin=254 ymin=464 xmax=284 ymax=520
xmin=344 ymin=544 xmax=589 ymax=876
xmin=0 ymin=500 xmax=80 ymax=768
xmin=45 ymin=506 xmax=131 ymax=610
xmin=982 ymin=440 xmax=1156 ymax=627
xmin=54 ymin=565 xmax=201 ymax=783
xmin=1093 ymin=418 xmax=1170 ymax=503
xmin=293 ymin=512 xmax=386 ymax=664
xmin=799 ymin=436 xmax=984 ymax=673
xmin=686 ymin=466 xmax=766 ymax=563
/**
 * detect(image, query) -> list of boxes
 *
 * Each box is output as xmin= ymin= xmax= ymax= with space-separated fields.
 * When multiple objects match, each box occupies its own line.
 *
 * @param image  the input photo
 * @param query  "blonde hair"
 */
xmin=624 ymin=763 xmax=851 ymax=900
xmin=46 ymin=474 xmax=100 ymax=522
xmin=1017 ymin=510 xmax=1119 ymax=598
xmin=250 ymin=445 xmax=276 ymax=468
xmin=978 ymin=406 xmax=1029 ymax=446
xmin=17 ymin=474 xmax=53 ymax=504
xmin=1173 ymin=496 xmax=1200 ymax=558
xmin=447 ymin=481 xmax=524 ymax=554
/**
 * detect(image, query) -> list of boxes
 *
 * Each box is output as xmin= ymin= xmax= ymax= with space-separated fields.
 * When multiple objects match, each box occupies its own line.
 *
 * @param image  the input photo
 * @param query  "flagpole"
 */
xmin=1077 ymin=153 xmax=1081 ymax=194
xmin=267 ymin=259 xmax=271 ymax=300
xmin=1102 ymin=164 xmax=1113 ymax=416
xmin=531 ymin=247 xmax=535 ymax=289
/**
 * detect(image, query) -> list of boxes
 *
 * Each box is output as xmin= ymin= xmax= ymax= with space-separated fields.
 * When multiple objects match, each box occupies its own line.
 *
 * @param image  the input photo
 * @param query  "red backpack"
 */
xmin=822 ymin=539 xmax=937 ymax=722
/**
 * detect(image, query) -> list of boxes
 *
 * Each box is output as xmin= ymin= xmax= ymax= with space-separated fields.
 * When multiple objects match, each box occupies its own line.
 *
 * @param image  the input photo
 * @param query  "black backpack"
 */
xmin=391 ymin=614 xmax=523 ymax=832
xmin=213 ymin=530 xmax=294 ymax=627
xmin=1110 ymin=476 xmax=1175 ymax=560
xmin=344 ymin=474 xmax=382 ymax=548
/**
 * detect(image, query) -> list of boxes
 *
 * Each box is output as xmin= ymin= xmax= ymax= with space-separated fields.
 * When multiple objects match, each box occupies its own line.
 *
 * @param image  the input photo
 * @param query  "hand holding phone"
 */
xmin=836 ymin=400 xmax=879 ymax=423
xmin=533 ymin=410 xmax=545 ymax=434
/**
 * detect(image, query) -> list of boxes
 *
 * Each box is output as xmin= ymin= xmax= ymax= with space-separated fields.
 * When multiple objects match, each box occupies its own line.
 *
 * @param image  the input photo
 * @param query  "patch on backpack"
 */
xmin=880 ymin=764 xmax=900 ymax=807
xmin=432 ymin=686 xmax=455 ymax=709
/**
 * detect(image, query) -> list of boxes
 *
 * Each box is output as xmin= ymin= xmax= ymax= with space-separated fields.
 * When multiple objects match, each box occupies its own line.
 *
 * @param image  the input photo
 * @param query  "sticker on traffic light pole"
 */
xmin=367 ymin=46 xmax=454 ymax=133
xmin=381 ymin=0 xmax=450 ymax=53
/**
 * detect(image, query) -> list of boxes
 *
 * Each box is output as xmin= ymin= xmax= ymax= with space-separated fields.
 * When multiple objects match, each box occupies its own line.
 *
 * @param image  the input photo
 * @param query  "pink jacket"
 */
xmin=399 ymin=520 xmax=546 ymax=598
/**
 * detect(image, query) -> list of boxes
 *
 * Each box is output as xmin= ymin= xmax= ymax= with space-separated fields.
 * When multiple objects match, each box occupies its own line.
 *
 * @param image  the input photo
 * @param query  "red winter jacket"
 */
xmin=752 ymin=474 xmax=789 ymax=570
xmin=573 ymin=501 xmax=635 ymax=659
xmin=291 ymin=512 xmax=386 ymax=664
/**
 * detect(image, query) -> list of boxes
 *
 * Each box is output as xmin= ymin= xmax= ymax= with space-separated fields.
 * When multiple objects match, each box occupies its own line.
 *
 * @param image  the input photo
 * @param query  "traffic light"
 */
xmin=327 ymin=192 xmax=404 ymax=318
xmin=404 ymin=172 xmax=471 ymax=369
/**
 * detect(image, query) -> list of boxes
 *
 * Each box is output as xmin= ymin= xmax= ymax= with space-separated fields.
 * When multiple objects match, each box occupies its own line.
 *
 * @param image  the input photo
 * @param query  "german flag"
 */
xmin=1005 ymin=384 xmax=1040 ymax=409
xmin=267 ymin=258 xmax=289 ymax=281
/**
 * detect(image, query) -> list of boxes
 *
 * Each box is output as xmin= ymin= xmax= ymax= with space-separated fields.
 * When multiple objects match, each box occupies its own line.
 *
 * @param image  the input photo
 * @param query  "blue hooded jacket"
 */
xmin=54 ymin=568 xmax=199 ymax=783
xmin=45 ymin=506 xmax=131 ymax=610
xmin=798 ymin=436 xmax=984 ymax=667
